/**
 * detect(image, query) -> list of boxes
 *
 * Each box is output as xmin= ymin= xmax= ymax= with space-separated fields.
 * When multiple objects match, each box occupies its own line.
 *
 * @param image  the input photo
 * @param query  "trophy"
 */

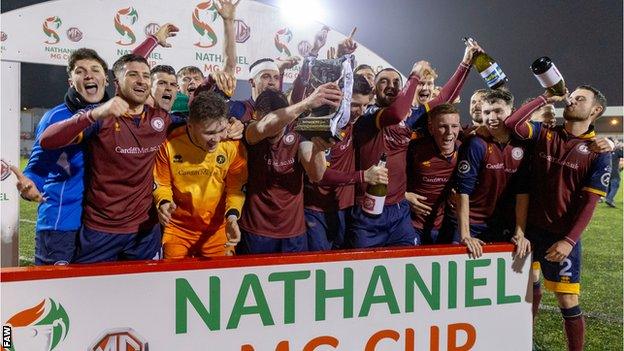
xmin=294 ymin=54 xmax=354 ymax=142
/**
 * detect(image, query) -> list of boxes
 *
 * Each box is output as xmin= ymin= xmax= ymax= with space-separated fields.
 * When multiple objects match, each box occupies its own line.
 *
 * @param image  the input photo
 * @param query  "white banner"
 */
xmin=1 ymin=247 xmax=532 ymax=350
xmin=0 ymin=61 xmax=20 ymax=267
xmin=0 ymin=0 xmax=401 ymax=82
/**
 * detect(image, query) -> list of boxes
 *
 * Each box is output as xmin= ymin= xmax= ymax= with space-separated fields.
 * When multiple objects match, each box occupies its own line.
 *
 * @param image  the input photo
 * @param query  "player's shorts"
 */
xmin=446 ymin=216 xmax=514 ymax=244
xmin=35 ymin=230 xmax=78 ymax=265
xmin=348 ymin=199 xmax=419 ymax=248
xmin=530 ymin=230 xmax=581 ymax=295
xmin=74 ymin=222 xmax=162 ymax=263
xmin=238 ymin=229 xmax=308 ymax=254
xmin=305 ymin=208 xmax=351 ymax=251
xmin=162 ymin=224 xmax=232 ymax=258
xmin=415 ymin=228 xmax=441 ymax=245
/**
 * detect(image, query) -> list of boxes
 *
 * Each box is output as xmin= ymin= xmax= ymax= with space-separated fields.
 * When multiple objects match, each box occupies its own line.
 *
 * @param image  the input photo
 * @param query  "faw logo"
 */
xmin=42 ymin=16 xmax=62 ymax=45
xmin=115 ymin=7 xmax=139 ymax=46
xmin=1 ymin=298 xmax=69 ymax=351
xmin=89 ymin=328 xmax=148 ymax=351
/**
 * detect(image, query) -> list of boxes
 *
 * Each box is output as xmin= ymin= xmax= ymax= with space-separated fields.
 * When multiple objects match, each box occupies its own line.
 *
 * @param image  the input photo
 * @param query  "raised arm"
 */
xmin=215 ymin=0 xmax=239 ymax=76
xmin=245 ymin=82 xmax=342 ymax=145
xmin=377 ymin=61 xmax=434 ymax=128
xmin=40 ymin=97 xmax=129 ymax=149
xmin=428 ymin=40 xmax=481 ymax=108
xmin=132 ymin=23 xmax=179 ymax=58
xmin=504 ymin=96 xmax=548 ymax=140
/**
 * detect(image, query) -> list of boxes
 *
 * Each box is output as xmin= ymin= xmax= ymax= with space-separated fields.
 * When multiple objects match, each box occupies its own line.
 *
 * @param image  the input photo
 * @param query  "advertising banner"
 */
xmin=1 ymin=245 xmax=532 ymax=350
xmin=0 ymin=0 xmax=401 ymax=82
xmin=0 ymin=61 xmax=21 ymax=267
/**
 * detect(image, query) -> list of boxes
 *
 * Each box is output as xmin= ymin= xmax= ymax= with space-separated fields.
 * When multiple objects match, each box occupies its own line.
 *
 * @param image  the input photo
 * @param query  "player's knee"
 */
xmin=555 ymin=292 xmax=579 ymax=309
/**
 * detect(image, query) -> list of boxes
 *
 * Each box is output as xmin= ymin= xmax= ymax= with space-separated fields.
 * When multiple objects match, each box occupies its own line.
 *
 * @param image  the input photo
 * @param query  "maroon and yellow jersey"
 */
xmin=239 ymin=129 xmax=306 ymax=238
xmin=407 ymin=137 xmax=459 ymax=230
xmin=526 ymin=123 xmax=611 ymax=236
xmin=455 ymin=135 xmax=529 ymax=224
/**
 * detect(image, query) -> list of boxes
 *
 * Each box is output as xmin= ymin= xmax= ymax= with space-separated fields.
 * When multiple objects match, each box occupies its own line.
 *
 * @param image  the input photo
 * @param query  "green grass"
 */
xmin=15 ymin=158 xmax=624 ymax=349
xmin=18 ymin=157 xmax=37 ymax=266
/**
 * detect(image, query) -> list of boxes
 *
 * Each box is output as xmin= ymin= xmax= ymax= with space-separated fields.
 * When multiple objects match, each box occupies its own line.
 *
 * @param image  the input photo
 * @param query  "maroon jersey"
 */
xmin=84 ymin=107 xmax=170 ymax=233
xmin=239 ymin=130 xmax=306 ymax=238
xmin=39 ymin=105 xmax=171 ymax=233
xmin=455 ymin=135 xmax=528 ymax=224
xmin=305 ymin=124 xmax=357 ymax=211
xmin=354 ymin=109 xmax=414 ymax=206
xmin=407 ymin=137 xmax=459 ymax=230
xmin=525 ymin=124 xmax=611 ymax=237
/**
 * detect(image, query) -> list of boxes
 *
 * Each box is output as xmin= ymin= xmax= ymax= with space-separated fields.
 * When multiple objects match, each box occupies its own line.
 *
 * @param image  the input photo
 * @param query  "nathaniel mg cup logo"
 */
xmin=274 ymin=27 xmax=293 ymax=59
xmin=114 ymin=7 xmax=139 ymax=46
xmin=193 ymin=1 xmax=219 ymax=48
xmin=42 ymin=16 xmax=62 ymax=45
xmin=2 ymin=298 xmax=70 ymax=351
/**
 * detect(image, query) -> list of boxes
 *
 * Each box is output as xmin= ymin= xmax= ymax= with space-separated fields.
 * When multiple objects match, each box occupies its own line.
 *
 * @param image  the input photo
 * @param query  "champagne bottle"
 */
xmin=362 ymin=153 xmax=387 ymax=216
xmin=531 ymin=56 xmax=566 ymax=96
xmin=462 ymin=37 xmax=508 ymax=89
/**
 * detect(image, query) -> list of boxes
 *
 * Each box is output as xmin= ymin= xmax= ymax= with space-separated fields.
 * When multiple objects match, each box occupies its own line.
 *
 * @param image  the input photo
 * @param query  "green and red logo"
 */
xmin=2 ymin=298 xmax=69 ymax=351
xmin=274 ymin=27 xmax=293 ymax=58
xmin=42 ymin=16 xmax=62 ymax=45
xmin=192 ymin=1 xmax=218 ymax=48
xmin=114 ymin=7 xmax=139 ymax=46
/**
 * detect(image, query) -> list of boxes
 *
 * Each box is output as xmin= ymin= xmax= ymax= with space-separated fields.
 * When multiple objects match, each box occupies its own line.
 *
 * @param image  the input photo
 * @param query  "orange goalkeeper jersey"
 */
xmin=153 ymin=126 xmax=247 ymax=237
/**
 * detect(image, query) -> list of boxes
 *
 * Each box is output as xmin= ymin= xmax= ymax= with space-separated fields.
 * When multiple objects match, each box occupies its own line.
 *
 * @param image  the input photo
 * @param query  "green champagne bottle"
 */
xmin=462 ymin=37 xmax=508 ymax=89
xmin=362 ymin=153 xmax=387 ymax=216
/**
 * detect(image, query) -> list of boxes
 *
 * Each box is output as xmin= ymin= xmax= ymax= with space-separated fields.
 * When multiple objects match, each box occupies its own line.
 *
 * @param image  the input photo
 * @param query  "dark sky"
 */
xmin=3 ymin=0 xmax=622 ymax=119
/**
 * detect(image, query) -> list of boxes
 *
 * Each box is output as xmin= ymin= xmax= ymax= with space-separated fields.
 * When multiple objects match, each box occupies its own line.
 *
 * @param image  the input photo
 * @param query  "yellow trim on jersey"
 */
xmin=583 ymin=187 xmax=607 ymax=197
xmin=532 ymin=261 xmax=541 ymax=271
xmin=543 ymin=279 xmax=580 ymax=295
xmin=424 ymin=103 xmax=431 ymax=113
xmin=74 ymin=131 xmax=84 ymax=144
xmin=578 ymin=129 xmax=596 ymax=140
xmin=526 ymin=122 xmax=534 ymax=139
xmin=374 ymin=108 xmax=386 ymax=130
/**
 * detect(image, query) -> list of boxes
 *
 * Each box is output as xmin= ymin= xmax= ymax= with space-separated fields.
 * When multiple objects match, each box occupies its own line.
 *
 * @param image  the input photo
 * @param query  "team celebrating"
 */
xmin=10 ymin=1 xmax=615 ymax=350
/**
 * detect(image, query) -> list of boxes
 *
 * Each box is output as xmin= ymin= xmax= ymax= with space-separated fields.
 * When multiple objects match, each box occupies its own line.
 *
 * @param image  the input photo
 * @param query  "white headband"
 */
xmin=249 ymin=61 xmax=280 ymax=79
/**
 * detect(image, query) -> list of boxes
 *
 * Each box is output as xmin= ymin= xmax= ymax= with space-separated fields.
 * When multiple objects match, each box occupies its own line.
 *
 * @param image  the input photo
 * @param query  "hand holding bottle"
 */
xmin=462 ymin=39 xmax=484 ymax=65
